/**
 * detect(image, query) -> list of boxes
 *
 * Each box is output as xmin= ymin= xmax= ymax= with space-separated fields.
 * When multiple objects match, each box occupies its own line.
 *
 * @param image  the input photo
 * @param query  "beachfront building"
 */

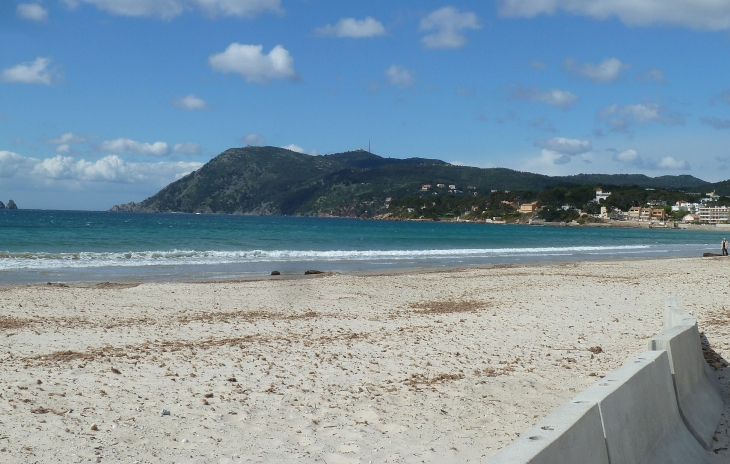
xmin=627 ymin=207 xmax=668 ymax=222
xmin=682 ymin=214 xmax=699 ymax=223
xmin=594 ymin=188 xmax=611 ymax=203
xmin=519 ymin=201 xmax=539 ymax=213
xmin=699 ymin=206 xmax=730 ymax=224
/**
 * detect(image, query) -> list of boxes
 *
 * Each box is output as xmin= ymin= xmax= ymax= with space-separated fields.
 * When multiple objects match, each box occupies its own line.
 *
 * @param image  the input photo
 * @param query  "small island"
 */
xmin=0 ymin=200 xmax=17 ymax=209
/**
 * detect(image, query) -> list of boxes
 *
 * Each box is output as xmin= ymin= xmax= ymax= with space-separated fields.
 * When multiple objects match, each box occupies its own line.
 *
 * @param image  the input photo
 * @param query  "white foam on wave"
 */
xmin=0 ymin=245 xmax=654 ymax=271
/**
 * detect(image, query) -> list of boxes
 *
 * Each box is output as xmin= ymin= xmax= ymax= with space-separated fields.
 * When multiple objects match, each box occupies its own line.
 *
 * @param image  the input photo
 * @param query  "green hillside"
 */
xmin=111 ymin=146 xmax=711 ymax=216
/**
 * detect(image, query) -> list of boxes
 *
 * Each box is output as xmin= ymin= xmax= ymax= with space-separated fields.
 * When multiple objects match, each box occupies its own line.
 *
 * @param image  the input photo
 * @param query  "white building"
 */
xmin=595 ymin=188 xmax=611 ymax=203
xmin=699 ymin=206 xmax=730 ymax=224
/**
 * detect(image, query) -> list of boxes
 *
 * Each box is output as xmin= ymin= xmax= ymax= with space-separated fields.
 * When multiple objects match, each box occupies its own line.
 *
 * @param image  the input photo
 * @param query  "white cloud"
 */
xmin=420 ymin=6 xmax=480 ymax=49
xmin=193 ymin=0 xmax=282 ymax=18
xmin=655 ymin=155 xmax=689 ymax=170
xmin=0 ymin=57 xmax=58 ymax=86
xmin=564 ymin=57 xmax=631 ymax=82
xmin=597 ymin=102 xmax=684 ymax=131
xmin=172 ymin=94 xmax=209 ymax=110
xmin=282 ymin=144 xmax=304 ymax=153
xmin=385 ymin=65 xmax=414 ymax=88
xmin=46 ymin=132 xmax=87 ymax=145
xmin=497 ymin=0 xmax=730 ymax=30
xmin=613 ymin=149 xmax=642 ymax=166
xmin=209 ymin=43 xmax=298 ymax=84
xmin=46 ymin=132 xmax=88 ymax=155
xmin=534 ymin=137 xmax=592 ymax=155
xmin=0 ymin=150 xmax=203 ymax=195
xmin=17 ymin=3 xmax=49 ymax=22
xmin=62 ymin=0 xmax=281 ymax=20
xmin=99 ymin=138 xmax=171 ymax=157
xmin=315 ymin=17 xmax=386 ymax=38
xmin=0 ymin=151 xmax=37 ymax=178
xmin=242 ymin=133 xmax=264 ymax=145
xmin=172 ymin=142 xmax=202 ymax=155
xmin=611 ymin=149 xmax=689 ymax=170
xmin=30 ymin=154 xmax=202 ymax=182
xmin=510 ymin=85 xmax=578 ymax=109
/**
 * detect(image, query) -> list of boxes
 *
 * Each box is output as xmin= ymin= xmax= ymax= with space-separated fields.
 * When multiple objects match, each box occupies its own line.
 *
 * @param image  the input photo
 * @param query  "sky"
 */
xmin=2 ymin=0 xmax=730 ymax=210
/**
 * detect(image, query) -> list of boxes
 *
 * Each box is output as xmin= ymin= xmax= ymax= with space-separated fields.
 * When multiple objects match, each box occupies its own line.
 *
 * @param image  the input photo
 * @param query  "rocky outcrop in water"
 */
xmin=7 ymin=200 xmax=17 ymax=209
xmin=0 ymin=201 xmax=4 ymax=209
xmin=110 ymin=202 xmax=140 ymax=212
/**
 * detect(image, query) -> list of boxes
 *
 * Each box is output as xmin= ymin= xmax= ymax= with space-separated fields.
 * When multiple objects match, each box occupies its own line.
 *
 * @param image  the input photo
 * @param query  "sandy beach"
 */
xmin=1 ymin=257 xmax=728 ymax=463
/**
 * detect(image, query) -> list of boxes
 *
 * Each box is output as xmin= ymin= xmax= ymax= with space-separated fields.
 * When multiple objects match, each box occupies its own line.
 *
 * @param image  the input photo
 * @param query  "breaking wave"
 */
xmin=0 ymin=245 xmax=652 ymax=271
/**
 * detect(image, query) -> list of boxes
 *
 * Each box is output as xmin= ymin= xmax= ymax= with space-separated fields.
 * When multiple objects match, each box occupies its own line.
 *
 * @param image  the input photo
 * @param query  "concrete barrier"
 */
xmin=488 ymin=400 xmax=609 ymax=464
xmin=658 ymin=298 xmax=726 ymax=454
xmin=650 ymin=322 xmax=724 ymax=449
xmin=574 ymin=350 xmax=708 ymax=464
xmin=664 ymin=296 xmax=696 ymax=330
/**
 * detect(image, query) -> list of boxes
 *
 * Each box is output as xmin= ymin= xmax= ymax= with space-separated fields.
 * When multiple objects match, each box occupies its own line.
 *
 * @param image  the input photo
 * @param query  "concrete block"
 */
xmin=487 ymin=400 xmax=609 ymax=464
xmin=574 ymin=350 xmax=708 ymax=464
xmin=650 ymin=323 xmax=724 ymax=449
xmin=664 ymin=297 xmax=696 ymax=331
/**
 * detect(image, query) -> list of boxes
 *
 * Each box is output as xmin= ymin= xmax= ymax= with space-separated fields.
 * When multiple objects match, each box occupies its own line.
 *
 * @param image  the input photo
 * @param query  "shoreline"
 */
xmin=1 ymin=254 xmax=721 ymax=288
xmin=1 ymin=257 xmax=729 ymax=462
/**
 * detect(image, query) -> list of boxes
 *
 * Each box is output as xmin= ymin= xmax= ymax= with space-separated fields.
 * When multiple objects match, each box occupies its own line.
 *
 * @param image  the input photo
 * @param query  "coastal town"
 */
xmin=379 ymin=184 xmax=730 ymax=227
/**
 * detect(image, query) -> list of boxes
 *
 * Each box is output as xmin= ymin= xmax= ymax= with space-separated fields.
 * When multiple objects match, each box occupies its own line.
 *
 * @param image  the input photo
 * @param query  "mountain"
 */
xmin=111 ymin=146 xmax=710 ymax=216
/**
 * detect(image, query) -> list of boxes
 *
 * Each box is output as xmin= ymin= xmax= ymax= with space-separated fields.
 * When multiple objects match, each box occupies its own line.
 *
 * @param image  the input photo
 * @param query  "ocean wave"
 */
xmin=0 ymin=245 xmax=655 ymax=270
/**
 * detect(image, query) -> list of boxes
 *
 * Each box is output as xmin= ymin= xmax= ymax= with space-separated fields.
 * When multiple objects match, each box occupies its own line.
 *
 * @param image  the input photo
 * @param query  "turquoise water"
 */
xmin=0 ymin=209 xmax=724 ymax=284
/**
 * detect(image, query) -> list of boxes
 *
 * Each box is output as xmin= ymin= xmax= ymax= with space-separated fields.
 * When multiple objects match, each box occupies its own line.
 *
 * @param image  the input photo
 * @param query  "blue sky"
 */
xmin=2 ymin=0 xmax=730 ymax=210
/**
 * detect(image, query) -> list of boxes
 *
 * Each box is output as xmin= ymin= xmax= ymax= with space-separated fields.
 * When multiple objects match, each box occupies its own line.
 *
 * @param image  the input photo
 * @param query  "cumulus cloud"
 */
xmin=510 ymin=85 xmax=578 ymax=109
xmin=46 ymin=132 xmax=88 ymax=154
xmin=700 ymin=117 xmax=730 ymax=130
xmin=655 ymin=155 xmax=689 ymax=170
xmin=30 ymin=154 xmax=202 ymax=182
xmin=534 ymin=137 xmax=592 ymax=155
xmin=0 ymin=150 xmax=202 ymax=187
xmin=385 ymin=65 xmax=415 ymax=88
xmin=597 ymin=102 xmax=684 ymax=131
xmin=420 ymin=6 xmax=480 ymax=49
xmin=46 ymin=132 xmax=87 ymax=145
xmin=497 ymin=0 xmax=730 ymax=31
xmin=564 ymin=57 xmax=631 ymax=82
xmin=172 ymin=142 xmax=202 ymax=155
xmin=99 ymin=138 xmax=171 ymax=157
xmin=62 ymin=0 xmax=281 ymax=20
xmin=315 ymin=17 xmax=386 ymax=38
xmin=209 ymin=43 xmax=298 ymax=84
xmin=613 ymin=149 xmax=642 ymax=166
xmin=0 ymin=57 xmax=58 ymax=86
xmin=17 ymin=3 xmax=49 ymax=21
xmin=282 ymin=144 xmax=304 ymax=153
xmin=0 ymin=151 xmax=38 ymax=178
xmin=171 ymin=94 xmax=209 ymax=110
xmin=611 ymin=148 xmax=689 ymax=170
xmin=241 ymin=133 xmax=264 ymax=145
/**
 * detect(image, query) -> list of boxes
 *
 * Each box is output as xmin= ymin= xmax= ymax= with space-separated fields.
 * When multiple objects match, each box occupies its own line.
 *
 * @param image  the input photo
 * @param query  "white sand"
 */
xmin=0 ymin=257 xmax=728 ymax=463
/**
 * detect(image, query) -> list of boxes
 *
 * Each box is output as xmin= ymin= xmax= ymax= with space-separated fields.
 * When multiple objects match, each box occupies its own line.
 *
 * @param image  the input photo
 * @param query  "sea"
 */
xmin=0 ymin=209 xmax=726 ymax=285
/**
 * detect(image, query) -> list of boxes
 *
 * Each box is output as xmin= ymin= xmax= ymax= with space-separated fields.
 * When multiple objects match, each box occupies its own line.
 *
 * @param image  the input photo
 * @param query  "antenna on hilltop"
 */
xmin=368 ymin=139 xmax=371 ymax=153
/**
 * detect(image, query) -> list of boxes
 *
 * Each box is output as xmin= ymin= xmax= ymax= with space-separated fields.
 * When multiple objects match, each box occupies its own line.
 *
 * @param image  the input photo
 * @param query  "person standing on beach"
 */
xmin=723 ymin=238 xmax=728 ymax=256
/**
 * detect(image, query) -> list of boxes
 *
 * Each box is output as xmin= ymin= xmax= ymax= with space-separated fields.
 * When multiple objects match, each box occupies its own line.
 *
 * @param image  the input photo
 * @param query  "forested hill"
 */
xmin=110 ymin=146 xmax=711 ymax=216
